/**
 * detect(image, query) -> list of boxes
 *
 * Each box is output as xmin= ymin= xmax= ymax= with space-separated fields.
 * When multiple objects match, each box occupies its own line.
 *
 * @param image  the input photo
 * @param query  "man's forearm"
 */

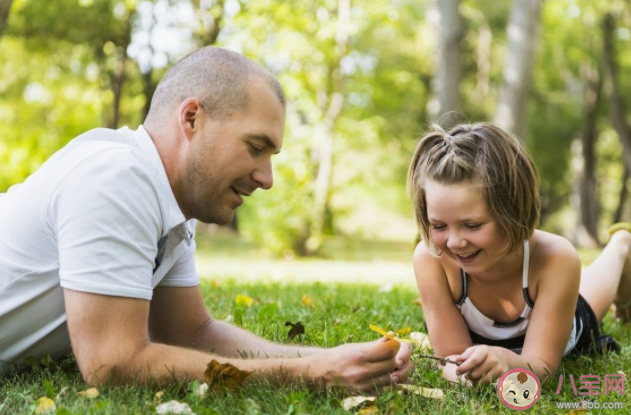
xmin=91 ymin=340 xmax=311 ymax=387
xmin=185 ymin=319 xmax=322 ymax=358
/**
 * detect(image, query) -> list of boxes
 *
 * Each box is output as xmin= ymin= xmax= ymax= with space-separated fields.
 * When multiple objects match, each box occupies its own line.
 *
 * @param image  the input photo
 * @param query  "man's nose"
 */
xmin=253 ymin=158 xmax=273 ymax=190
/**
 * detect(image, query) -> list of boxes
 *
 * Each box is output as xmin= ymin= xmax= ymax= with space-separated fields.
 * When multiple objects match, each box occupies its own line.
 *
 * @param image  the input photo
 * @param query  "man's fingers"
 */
xmin=395 ymin=343 xmax=412 ymax=368
xmin=392 ymin=359 xmax=415 ymax=383
xmin=366 ymin=339 xmax=400 ymax=363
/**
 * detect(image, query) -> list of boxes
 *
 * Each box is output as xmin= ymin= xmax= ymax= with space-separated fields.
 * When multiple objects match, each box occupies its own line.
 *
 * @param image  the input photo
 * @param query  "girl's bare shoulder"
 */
xmin=413 ymin=242 xmax=462 ymax=301
xmin=529 ymin=230 xmax=581 ymax=296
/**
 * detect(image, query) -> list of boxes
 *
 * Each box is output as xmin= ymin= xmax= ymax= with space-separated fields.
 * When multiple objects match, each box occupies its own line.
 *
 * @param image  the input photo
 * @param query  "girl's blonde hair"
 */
xmin=407 ymin=123 xmax=540 ymax=255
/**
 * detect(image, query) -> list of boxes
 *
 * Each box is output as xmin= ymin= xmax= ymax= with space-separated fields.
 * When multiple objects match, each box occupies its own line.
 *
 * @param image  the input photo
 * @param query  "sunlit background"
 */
xmin=1 ymin=0 xmax=629 ymax=282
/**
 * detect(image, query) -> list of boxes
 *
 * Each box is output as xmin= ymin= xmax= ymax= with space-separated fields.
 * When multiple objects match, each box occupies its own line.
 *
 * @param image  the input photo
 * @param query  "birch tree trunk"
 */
xmin=575 ymin=65 xmax=601 ymax=247
xmin=603 ymin=13 xmax=631 ymax=173
xmin=494 ymin=0 xmax=542 ymax=139
xmin=304 ymin=0 xmax=350 ymax=255
xmin=0 ymin=0 xmax=13 ymax=39
xmin=430 ymin=0 xmax=464 ymax=126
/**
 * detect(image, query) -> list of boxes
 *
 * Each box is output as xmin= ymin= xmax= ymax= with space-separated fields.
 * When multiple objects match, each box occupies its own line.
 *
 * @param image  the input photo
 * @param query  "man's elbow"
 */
xmin=77 ymin=342 xmax=151 ymax=386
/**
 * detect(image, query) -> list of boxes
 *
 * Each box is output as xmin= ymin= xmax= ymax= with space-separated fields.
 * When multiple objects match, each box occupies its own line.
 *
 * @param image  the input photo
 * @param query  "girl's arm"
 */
xmin=519 ymin=236 xmax=581 ymax=378
xmin=413 ymin=243 xmax=473 ymax=382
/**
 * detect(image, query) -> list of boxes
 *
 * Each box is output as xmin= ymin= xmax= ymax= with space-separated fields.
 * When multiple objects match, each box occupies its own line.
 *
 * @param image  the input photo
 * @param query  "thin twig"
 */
xmin=417 ymin=354 xmax=461 ymax=366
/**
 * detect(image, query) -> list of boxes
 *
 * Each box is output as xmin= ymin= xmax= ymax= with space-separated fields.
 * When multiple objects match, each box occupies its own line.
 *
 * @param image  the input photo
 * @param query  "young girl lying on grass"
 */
xmin=407 ymin=122 xmax=631 ymax=385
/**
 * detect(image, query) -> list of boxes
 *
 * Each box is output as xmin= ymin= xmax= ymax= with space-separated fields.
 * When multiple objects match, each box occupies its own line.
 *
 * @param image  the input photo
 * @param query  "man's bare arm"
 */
xmin=64 ymin=288 xmax=404 ymax=391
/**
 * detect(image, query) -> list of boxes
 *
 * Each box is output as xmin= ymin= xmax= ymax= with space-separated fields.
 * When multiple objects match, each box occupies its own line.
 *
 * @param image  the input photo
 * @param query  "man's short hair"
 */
xmin=145 ymin=47 xmax=285 ymax=124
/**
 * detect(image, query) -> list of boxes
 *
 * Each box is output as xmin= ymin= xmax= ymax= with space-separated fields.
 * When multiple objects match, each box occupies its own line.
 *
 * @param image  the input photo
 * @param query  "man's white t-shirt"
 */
xmin=0 ymin=126 xmax=200 ymax=373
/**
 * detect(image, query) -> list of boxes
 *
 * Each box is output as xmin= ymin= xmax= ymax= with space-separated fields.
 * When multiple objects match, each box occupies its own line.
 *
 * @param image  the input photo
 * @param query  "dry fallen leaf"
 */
xmin=285 ymin=321 xmax=306 ymax=340
xmin=154 ymin=391 xmax=164 ymax=403
xmin=409 ymin=332 xmax=433 ymax=351
xmin=235 ymin=294 xmax=254 ymax=307
xmin=301 ymin=294 xmax=313 ymax=307
xmin=397 ymin=384 xmax=444 ymax=400
xmin=369 ymin=324 xmax=414 ymax=343
xmin=341 ymin=396 xmax=377 ymax=411
xmin=204 ymin=360 xmax=252 ymax=392
xmin=77 ymin=388 xmax=99 ymax=399
xmin=34 ymin=397 xmax=56 ymax=414
xmin=155 ymin=400 xmax=195 ymax=415
xmin=358 ymin=406 xmax=380 ymax=415
xmin=194 ymin=383 xmax=209 ymax=397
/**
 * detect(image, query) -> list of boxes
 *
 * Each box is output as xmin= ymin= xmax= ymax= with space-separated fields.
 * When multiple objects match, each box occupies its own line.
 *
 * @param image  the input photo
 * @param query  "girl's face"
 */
xmin=424 ymin=180 xmax=506 ymax=274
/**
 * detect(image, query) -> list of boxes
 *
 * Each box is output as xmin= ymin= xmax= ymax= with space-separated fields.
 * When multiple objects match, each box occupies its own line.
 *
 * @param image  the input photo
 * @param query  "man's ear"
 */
xmin=178 ymin=98 xmax=205 ymax=141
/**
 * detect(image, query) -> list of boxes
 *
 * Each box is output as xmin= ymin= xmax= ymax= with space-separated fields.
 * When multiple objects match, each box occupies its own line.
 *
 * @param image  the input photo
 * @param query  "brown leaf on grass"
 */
xmin=285 ymin=321 xmax=305 ymax=340
xmin=204 ymin=360 xmax=252 ymax=392
xmin=77 ymin=388 xmax=99 ymax=398
xmin=341 ymin=396 xmax=377 ymax=411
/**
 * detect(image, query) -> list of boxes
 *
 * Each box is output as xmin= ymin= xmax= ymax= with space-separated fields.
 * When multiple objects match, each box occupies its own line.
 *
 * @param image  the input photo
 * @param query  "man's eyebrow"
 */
xmin=249 ymin=134 xmax=281 ymax=154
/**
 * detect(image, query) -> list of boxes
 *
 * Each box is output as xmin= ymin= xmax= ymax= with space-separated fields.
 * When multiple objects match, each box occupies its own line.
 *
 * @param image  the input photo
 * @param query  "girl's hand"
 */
xmin=454 ymin=345 xmax=512 ymax=384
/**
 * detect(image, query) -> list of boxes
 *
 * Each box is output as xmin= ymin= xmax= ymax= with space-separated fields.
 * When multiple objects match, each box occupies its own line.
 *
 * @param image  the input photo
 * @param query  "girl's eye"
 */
xmin=431 ymin=224 xmax=446 ymax=231
xmin=465 ymin=223 xmax=481 ymax=230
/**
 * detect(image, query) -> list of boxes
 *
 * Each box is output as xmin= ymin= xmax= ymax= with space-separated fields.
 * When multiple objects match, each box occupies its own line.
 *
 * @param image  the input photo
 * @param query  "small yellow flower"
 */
xmin=34 ymin=397 xmax=56 ymax=414
xmin=396 ymin=327 xmax=412 ymax=337
xmin=235 ymin=294 xmax=254 ymax=307
xmin=78 ymin=387 xmax=99 ymax=398
xmin=300 ymin=294 xmax=313 ymax=307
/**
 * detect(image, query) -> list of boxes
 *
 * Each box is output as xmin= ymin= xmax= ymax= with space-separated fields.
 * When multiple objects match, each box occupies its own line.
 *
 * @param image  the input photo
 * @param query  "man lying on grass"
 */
xmin=0 ymin=47 xmax=413 ymax=391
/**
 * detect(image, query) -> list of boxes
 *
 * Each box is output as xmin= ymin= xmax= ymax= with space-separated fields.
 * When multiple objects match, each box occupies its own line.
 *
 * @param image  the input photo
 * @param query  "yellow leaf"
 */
xmin=78 ymin=388 xmax=99 ymax=398
xmin=34 ymin=397 xmax=56 ymax=414
xmin=212 ymin=280 xmax=222 ymax=288
xmin=154 ymin=390 xmax=164 ymax=402
xmin=409 ymin=331 xmax=433 ymax=351
xmin=235 ymin=294 xmax=254 ymax=307
xmin=301 ymin=294 xmax=313 ymax=307
xmin=369 ymin=324 xmax=414 ymax=343
xmin=398 ymin=384 xmax=444 ymax=400
xmin=358 ymin=406 xmax=380 ymax=414
xmin=396 ymin=327 xmax=411 ymax=337
xmin=204 ymin=360 xmax=253 ymax=392
xmin=341 ymin=396 xmax=377 ymax=411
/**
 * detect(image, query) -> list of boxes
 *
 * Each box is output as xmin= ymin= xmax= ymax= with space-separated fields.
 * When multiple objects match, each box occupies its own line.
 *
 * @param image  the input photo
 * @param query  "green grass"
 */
xmin=1 ymin=234 xmax=630 ymax=414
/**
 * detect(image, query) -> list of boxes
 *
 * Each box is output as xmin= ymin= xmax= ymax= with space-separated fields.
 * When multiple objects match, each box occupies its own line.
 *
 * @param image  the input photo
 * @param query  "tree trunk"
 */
xmin=430 ymin=0 xmax=465 ymax=126
xmin=603 ymin=13 xmax=631 ymax=174
xmin=494 ymin=0 xmax=542 ymax=139
xmin=109 ymin=48 xmax=128 ymax=129
xmin=576 ymin=65 xmax=601 ymax=247
xmin=614 ymin=166 xmax=629 ymax=224
xmin=304 ymin=0 xmax=350 ymax=255
xmin=0 ymin=0 xmax=14 ymax=39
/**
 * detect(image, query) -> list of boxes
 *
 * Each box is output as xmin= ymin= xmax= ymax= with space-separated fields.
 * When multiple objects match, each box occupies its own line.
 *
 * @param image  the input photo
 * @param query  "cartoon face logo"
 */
xmin=497 ymin=368 xmax=541 ymax=411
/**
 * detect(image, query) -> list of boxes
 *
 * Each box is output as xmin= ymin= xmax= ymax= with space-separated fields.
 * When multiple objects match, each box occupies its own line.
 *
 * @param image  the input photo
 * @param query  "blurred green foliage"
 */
xmin=2 ymin=0 xmax=631 ymax=254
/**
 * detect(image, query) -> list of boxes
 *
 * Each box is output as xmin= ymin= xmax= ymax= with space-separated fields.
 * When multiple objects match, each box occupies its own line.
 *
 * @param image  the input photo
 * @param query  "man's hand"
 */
xmin=304 ymin=338 xmax=402 ymax=392
xmin=455 ymin=345 xmax=512 ymax=384
xmin=393 ymin=341 xmax=414 ymax=383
